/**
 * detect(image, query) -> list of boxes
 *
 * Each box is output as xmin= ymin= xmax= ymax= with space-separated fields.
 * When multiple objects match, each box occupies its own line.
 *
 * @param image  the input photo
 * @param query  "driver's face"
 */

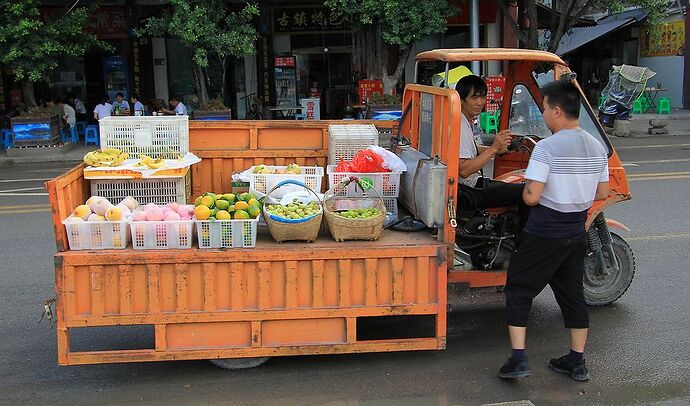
xmin=462 ymin=90 xmax=487 ymax=118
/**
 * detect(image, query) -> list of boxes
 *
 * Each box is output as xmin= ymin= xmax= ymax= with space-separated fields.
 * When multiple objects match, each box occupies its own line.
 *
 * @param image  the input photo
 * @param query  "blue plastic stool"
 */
xmin=1 ymin=129 xmax=13 ymax=149
xmin=657 ymin=97 xmax=671 ymax=114
xmin=85 ymin=125 xmax=99 ymax=146
xmin=75 ymin=121 xmax=87 ymax=138
xmin=62 ymin=126 xmax=79 ymax=144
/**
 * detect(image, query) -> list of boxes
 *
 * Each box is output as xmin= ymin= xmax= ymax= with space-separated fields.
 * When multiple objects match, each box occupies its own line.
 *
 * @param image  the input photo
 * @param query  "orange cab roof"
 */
xmin=415 ymin=48 xmax=567 ymax=65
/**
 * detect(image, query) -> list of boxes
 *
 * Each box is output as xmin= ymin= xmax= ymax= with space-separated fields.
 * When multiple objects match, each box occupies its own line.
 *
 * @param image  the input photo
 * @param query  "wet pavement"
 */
xmin=1 ymin=136 xmax=689 ymax=405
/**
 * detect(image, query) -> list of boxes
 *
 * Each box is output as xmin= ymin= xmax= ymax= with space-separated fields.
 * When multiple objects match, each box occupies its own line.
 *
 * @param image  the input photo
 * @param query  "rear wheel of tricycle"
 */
xmin=583 ymin=233 xmax=635 ymax=306
xmin=209 ymin=357 xmax=270 ymax=370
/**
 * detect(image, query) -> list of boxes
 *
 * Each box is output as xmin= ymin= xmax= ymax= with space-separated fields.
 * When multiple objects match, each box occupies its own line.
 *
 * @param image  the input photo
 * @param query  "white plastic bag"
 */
xmin=368 ymin=145 xmax=407 ymax=172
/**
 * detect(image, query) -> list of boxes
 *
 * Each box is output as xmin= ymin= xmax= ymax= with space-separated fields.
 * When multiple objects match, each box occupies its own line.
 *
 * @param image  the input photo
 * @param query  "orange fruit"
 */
xmin=247 ymin=205 xmax=261 ymax=219
xmin=234 ymin=201 xmax=249 ymax=211
xmin=233 ymin=210 xmax=250 ymax=219
xmin=200 ymin=195 xmax=215 ymax=208
xmin=194 ymin=205 xmax=211 ymax=220
xmin=216 ymin=210 xmax=231 ymax=220
xmin=247 ymin=198 xmax=260 ymax=207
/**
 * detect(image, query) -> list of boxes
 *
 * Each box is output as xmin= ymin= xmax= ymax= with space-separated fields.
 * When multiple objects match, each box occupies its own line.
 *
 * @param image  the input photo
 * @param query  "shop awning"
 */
xmin=554 ymin=9 xmax=648 ymax=55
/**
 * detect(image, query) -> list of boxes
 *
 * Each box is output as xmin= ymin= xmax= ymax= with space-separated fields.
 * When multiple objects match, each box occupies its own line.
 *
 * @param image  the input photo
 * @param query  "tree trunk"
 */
xmin=22 ymin=81 xmax=37 ymax=107
xmin=221 ymin=56 xmax=227 ymax=102
xmin=381 ymin=45 xmax=410 ymax=95
xmin=524 ymin=0 xmax=539 ymax=49
xmin=192 ymin=64 xmax=210 ymax=103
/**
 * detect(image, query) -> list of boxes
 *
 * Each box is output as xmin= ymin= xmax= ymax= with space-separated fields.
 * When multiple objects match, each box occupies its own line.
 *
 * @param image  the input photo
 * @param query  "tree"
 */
xmin=325 ymin=0 xmax=454 ymax=94
xmin=498 ymin=0 xmax=668 ymax=52
xmin=0 ymin=1 xmax=110 ymax=106
xmin=143 ymin=0 xmax=259 ymax=103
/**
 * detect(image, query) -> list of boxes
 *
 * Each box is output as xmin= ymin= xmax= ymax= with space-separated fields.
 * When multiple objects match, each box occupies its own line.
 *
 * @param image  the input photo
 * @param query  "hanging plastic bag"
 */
xmin=335 ymin=159 xmax=354 ymax=172
xmin=368 ymin=145 xmax=407 ymax=172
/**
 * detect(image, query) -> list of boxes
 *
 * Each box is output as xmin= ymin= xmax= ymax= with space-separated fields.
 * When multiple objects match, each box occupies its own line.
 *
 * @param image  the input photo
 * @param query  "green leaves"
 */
xmin=0 ymin=1 xmax=110 ymax=82
xmin=141 ymin=0 xmax=259 ymax=68
xmin=325 ymin=0 xmax=454 ymax=49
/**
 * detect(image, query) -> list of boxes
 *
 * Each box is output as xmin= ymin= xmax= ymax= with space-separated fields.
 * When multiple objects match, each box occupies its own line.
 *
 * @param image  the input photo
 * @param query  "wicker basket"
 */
xmin=263 ymin=180 xmax=323 ymax=243
xmin=323 ymin=176 xmax=386 ymax=242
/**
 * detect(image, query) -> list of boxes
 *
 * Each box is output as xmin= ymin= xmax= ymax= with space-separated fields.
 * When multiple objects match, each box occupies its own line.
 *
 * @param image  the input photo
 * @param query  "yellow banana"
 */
xmin=102 ymin=148 xmax=122 ymax=156
xmin=146 ymin=158 xmax=165 ymax=169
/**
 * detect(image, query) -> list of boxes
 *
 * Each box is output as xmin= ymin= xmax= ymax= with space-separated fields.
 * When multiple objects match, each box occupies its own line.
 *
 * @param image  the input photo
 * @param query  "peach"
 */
xmin=73 ymin=204 xmax=92 ymax=220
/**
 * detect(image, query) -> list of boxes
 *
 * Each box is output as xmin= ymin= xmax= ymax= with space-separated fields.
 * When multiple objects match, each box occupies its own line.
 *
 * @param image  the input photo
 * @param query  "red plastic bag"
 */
xmin=335 ymin=159 xmax=354 ymax=172
xmin=351 ymin=149 xmax=388 ymax=172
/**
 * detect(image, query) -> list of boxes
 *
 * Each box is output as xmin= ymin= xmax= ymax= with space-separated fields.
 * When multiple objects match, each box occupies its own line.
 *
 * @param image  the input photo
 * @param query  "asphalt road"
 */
xmin=1 ymin=135 xmax=689 ymax=405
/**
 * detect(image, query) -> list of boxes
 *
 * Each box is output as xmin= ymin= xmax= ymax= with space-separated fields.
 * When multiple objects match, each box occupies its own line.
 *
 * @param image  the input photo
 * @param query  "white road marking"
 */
xmin=0 ymin=187 xmax=45 ymax=193
xmin=615 ymin=143 xmax=690 ymax=150
xmin=0 ymin=178 xmax=50 ymax=183
xmin=623 ymin=158 xmax=690 ymax=165
xmin=627 ymin=232 xmax=690 ymax=241
xmin=0 ymin=192 xmax=49 ymax=196
xmin=622 ymin=163 xmax=638 ymax=167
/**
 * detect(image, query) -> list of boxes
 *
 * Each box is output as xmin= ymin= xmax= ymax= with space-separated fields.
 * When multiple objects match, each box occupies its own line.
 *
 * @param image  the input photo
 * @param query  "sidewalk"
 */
xmin=1 ymin=109 xmax=689 ymax=165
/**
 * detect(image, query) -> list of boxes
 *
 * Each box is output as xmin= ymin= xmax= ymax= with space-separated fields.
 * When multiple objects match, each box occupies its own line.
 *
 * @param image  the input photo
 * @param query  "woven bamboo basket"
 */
xmin=323 ymin=176 xmax=386 ymax=242
xmin=263 ymin=180 xmax=323 ymax=243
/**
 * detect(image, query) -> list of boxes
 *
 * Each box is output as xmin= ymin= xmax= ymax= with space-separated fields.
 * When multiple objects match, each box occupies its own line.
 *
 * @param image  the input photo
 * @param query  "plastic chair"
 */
xmin=657 ymin=97 xmax=671 ymax=114
xmin=66 ymin=126 xmax=79 ymax=143
xmin=632 ymin=98 xmax=644 ymax=114
xmin=75 ymin=121 xmax=87 ymax=138
xmin=479 ymin=112 xmax=490 ymax=132
xmin=85 ymin=125 xmax=99 ymax=146
xmin=598 ymin=96 xmax=606 ymax=108
xmin=1 ymin=129 xmax=13 ymax=149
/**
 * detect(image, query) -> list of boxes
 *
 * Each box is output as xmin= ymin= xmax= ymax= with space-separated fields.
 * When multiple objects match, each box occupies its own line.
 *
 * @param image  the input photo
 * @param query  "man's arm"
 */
xmin=459 ymin=130 xmax=510 ymax=179
xmin=522 ymin=180 xmax=545 ymax=206
xmin=595 ymin=182 xmax=609 ymax=200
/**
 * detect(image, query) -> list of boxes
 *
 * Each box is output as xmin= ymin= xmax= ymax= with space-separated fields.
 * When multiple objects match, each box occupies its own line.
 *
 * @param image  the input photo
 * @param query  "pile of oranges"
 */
xmin=193 ymin=192 xmax=261 ymax=221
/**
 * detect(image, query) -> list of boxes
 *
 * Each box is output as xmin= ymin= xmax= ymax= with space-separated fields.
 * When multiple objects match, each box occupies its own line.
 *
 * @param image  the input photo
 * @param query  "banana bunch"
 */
xmin=135 ymin=154 xmax=165 ymax=169
xmin=83 ymin=148 xmax=129 ymax=167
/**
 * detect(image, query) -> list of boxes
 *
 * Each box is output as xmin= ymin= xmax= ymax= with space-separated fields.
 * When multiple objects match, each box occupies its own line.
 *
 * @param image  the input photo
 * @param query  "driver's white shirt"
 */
xmin=459 ymin=113 xmax=483 ymax=187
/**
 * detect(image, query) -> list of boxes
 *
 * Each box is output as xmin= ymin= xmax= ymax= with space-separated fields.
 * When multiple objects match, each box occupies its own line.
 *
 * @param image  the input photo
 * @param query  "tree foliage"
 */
xmin=500 ymin=0 xmax=669 ymax=52
xmin=143 ymin=0 xmax=259 ymax=102
xmin=325 ymin=0 xmax=455 ymax=93
xmin=0 ymin=1 xmax=110 ymax=104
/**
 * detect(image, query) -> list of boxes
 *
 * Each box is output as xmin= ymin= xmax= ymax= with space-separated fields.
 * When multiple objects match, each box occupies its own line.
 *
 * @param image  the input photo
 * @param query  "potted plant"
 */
xmin=193 ymin=99 xmax=232 ymax=120
xmin=365 ymin=94 xmax=402 ymax=120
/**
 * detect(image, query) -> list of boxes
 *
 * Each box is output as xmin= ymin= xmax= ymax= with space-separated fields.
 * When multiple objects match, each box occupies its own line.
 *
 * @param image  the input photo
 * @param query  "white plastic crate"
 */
xmin=62 ymin=219 xmax=131 ymax=250
xmin=328 ymin=124 xmax=379 ymax=165
xmin=248 ymin=165 xmax=324 ymax=197
xmin=99 ymin=116 xmax=189 ymax=159
xmin=91 ymin=177 xmax=187 ymax=205
xmin=195 ymin=218 xmax=259 ymax=248
xmin=383 ymin=198 xmax=398 ymax=216
xmin=130 ymin=219 xmax=194 ymax=249
xmin=327 ymin=165 xmax=401 ymax=198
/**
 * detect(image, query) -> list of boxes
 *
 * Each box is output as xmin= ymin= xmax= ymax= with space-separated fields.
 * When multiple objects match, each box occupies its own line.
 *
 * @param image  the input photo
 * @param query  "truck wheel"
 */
xmin=584 ymin=233 xmax=635 ymax=306
xmin=209 ymin=357 xmax=270 ymax=370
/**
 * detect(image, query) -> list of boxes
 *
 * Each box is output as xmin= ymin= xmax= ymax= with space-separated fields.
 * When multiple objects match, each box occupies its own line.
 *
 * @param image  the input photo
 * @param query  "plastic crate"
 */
xmin=130 ymin=219 xmax=194 ymax=250
xmin=195 ymin=218 xmax=259 ymax=248
xmin=62 ymin=219 xmax=130 ymax=250
xmin=383 ymin=198 xmax=398 ymax=216
xmin=91 ymin=177 xmax=187 ymax=205
xmin=328 ymin=124 xmax=379 ymax=165
xmin=99 ymin=116 xmax=189 ymax=159
xmin=248 ymin=165 xmax=324 ymax=197
xmin=327 ymin=165 xmax=401 ymax=198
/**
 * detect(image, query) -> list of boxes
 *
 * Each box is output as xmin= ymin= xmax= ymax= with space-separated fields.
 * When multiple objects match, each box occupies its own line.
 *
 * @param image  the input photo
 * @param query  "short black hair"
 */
xmin=541 ymin=80 xmax=580 ymax=119
xmin=456 ymin=75 xmax=488 ymax=100
xmin=116 ymin=92 xmax=124 ymax=98
xmin=130 ymin=94 xmax=139 ymax=100
xmin=169 ymin=96 xmax=180 ymax=102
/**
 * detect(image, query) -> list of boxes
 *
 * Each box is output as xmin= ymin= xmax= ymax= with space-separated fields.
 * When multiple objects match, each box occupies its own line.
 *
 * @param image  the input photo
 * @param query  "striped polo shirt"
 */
xmin=524 ymin=128 xmax=609 ymax=238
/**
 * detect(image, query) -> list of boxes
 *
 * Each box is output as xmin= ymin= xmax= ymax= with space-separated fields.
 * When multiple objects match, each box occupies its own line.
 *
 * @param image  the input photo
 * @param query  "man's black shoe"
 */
xmin=549 ymin=355 xmax=590 ymax=381
xmin=498 ymin=357 xmax=530 ymax=379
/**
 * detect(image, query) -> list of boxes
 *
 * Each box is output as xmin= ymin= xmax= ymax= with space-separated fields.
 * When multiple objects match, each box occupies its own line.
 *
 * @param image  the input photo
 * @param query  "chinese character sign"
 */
xmin=641 ymin=21 xmax=685 ymax=57
xmin=274 ymin=7 xmax=350 ymax=33
xmin=484 ymin=76 xmax=506 ymax=114
xmin=358 ymin=80 xmax=384 ymax=104
xmin=300 ymin=98 xmax=320 ymax=120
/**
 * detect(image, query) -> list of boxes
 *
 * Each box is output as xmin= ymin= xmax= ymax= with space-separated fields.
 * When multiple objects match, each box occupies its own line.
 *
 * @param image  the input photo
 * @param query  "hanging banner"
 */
xmin=641 ymin=21 xmax=685 ymax=57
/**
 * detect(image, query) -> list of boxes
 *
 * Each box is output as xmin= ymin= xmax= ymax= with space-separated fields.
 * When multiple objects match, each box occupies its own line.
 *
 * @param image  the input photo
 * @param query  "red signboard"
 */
xmin=40 ymin=7 xmax=128 ymax=39
xmin=484 ymin=76 xmax=506 ymax=114
xmin=274 ymin=56 xmax=296 ymax=67
xmin=358 ymin=80 xmax=384 ymax=104
xmin=447 ymin=0 xmax=498 ymax=25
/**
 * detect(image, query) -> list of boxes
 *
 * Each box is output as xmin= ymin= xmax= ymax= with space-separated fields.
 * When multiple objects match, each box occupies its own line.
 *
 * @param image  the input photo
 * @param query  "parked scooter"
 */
xmin=598 ymin=65 xmax=656 ymax=128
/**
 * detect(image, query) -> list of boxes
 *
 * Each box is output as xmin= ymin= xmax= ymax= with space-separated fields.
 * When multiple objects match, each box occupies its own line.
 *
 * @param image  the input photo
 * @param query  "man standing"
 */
xmin=67 ymin=94 xmax=87 ymax=123
xmin=498 ymin=79 xmax=609 ymax=381
xmin=57 ymin=97 xmax=76 ymax=128
xmin=455 ymin=75 xmax=524 ymax=213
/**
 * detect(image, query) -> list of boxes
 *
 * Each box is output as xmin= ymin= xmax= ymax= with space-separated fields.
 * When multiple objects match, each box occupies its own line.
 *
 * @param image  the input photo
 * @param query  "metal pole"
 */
xmin=470 ymin=0 xmax=480 ymax=74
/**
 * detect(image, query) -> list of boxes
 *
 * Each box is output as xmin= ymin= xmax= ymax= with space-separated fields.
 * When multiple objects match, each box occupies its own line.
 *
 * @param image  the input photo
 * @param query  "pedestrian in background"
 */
xmin=93 ymin=96 xmax=113 ymax=120
xmin=56 ymin=97 xmax=76 ymax=129
xmin=498 ymin=79 xmax=609 ymax=381
xmin=130 ymin=94 xmax=145 ymax=116
xmin=67 ymin=93 xmax=87 ymax=123
xmin=159 ymin=96 xmax=187 ymax=116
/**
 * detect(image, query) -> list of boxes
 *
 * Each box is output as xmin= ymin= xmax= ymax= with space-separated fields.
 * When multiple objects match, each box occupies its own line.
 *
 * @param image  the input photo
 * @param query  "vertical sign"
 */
xmin=419 ymin=93 xmax=435 ymax=157
xmin=484 ymin=76 xmax=506 ymax=113
xmin=358 ymin=80 xmax=384 ymax=104
xmin=300 ymin=98 xmax=320 ymax=120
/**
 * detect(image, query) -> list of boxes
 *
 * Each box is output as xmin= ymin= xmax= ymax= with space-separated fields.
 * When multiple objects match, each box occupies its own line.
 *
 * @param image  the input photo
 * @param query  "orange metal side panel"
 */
xmin=166 ymin=322 xmax=252 ymax=350
xmin=262 ymin=318 xmax=346 ymax=347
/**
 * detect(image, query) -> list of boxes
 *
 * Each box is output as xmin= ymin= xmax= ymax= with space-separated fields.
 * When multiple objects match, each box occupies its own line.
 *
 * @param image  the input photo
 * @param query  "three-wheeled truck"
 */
xmin=46 ymin=49 xmax=633 ymax=368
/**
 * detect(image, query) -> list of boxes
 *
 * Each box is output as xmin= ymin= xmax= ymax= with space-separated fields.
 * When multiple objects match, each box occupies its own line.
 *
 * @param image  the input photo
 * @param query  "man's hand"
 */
xmin=491 ymin=130 xmax=512 ymax=154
